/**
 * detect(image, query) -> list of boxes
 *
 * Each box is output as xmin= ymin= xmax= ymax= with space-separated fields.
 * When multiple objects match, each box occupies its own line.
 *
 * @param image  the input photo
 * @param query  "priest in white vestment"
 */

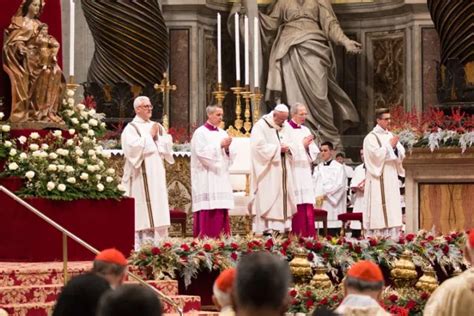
xmin=283 ymin=103 xmax=319 ymax=237
xmin=313 ymin=141 xmax=346 ymax=229
xmin=250 ymin=104 xmax=297 ymax=234
xmin=191 ymin=105 xmax=235 ymax=238
xmin=121 ymin=96 xmax=174 ymax=248
xmin=363 ymin=108 xmax=405 ymax=239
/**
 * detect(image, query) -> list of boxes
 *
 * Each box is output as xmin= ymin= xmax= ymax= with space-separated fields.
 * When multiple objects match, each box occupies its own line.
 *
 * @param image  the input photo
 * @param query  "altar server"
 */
xmin=121 ymin=96 xmax=174 ymax=248
xmin=250 ymin=104 xmax=296 ymax=234
xmin=313 ymin=141 xmax=347 ymax=230
xmin=191 ymin=105 xmax=235 ymax=238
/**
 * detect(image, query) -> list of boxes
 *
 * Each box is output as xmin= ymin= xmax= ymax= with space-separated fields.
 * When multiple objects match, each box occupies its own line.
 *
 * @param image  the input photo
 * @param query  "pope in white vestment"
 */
xmin=284 ymin=103 xmax=319 ymax=237
xmin=250 ymin=104 xmax=297 ymax=234
xmin=191 ymin=105 xmax=235 ymax=238
xmin=363 ymin=109 xmax=405 ymax=238
xmin=121 ymin=96 xmax=174 ymax=248
xmin=313 ymin=142 xmax=347 ymax=229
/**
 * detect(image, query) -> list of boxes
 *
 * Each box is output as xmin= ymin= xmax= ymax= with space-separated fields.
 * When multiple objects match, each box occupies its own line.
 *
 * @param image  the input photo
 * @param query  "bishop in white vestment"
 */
xmin=363 ymin=108 xmax=405 ymax=239
xmin=313 ymin=142 xmax=347 ymax=229
xmin=121 ymin=96 xmax=174 ymax=248
xmin=284 ymin=103 xmax=319 ymax=237
xmin=250 ymin=104 xmax=297 ymax=234
xmin=191 ymin=105 xmax=235 ymax=238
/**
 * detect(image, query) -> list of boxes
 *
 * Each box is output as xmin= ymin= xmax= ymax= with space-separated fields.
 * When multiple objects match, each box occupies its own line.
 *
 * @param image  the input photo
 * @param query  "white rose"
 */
xmin=97 ymin=183 xmax=104 ymax=192
xmin=98 ymin=160 xmax=105 ymax=167
xmin=65 ymin=166 xmax=75 ymax=173
xmin=32 ymin=150 xmax=42 ymax=158
xmin=77 ymin=104 xmax=86 ymax=111
xmin=57 ymin=184 xmax=66 ymax=192
xmin=59 ymin=149 xmax=69 ymax=156
xmin=90 ymin=155 xmax=97 ymax=161
xmin=8 ymin=162 xmax=19 ymax=170
xmin=67 ymin=177 xmax=76 ymax=184
xmin=96 ymin=174 xmax=102 ymax=180
xmin=71 ymin=118 xmax=79 ymax=125
xmin=4 ymin=140 xmax=12 ymax=148
xmin=65 ymin=110 xmax=74 ymax=117
xmin=68 ymin=129 xmax=75 ymax=135
xmin=100 ymin=122 xmax=106 ymax=128
xmin=25 ymin=171 xmax=35 ymax=179
xmin=77 ymin=158 xmax=85 ymax=165
xmin=81 ymin=123 xmax=90 ymax=130
xmin=40 ymin=151 xmax=48 ymax=158
xmin=53 ymin=130 xmax=62 ymax=137
xmin=107 ymin=168 xmax=116 ymax=175
xmin=30 ymin=132 xmax=40 ymax=139
xmin=101 ymin=151 xmax=111 ymax=159
xmin=82 ymin=136 xmax=91 ymax=143
xmin=80 ymin=111 xmax=89 ymax=118
xmin=67 ymin=98 xmax=75 ymax=105
xmin=87 ymin=130 xmax=95 ymax=136
xmin=80 ymin=173 xmax=89 ymax=180
xmin=9 ymin=149 xmax=17 ymax=156
xmin=47 ymin=181 xmax=56 ymax=191
xmin=88 ymin=149 xmax=95 ymax=156
xmin=75 ymin=148 xmax=84 ymax=156
xmin=0 ymin=112 xmax=4 ymax=119
xmin=57 ymin=165 xmax=65 ymax=171
xmin=2 ymin=125 xmax=10 ymax=132
xmin=66 ymin=89 xmax=75 ymax=97
xmin=18 ymin=136 xmax=27 ymax=144
xmin=66 ymin=139 xmax=74 ymax=146
xmin=87 ymin=165 xmax=95 ymax=172
xmin=106 ymin=176 xmax=114 ymax=183
xmin=41 ymin=143 xmax=49 ymax=150
xmin=19 ymin=152 xmax=27 ymax=160
xmin=117 ymin=184 xmax=126 ymax=192
xmin=89 ymin=109 xmax=96 ymax=116
xmin=49 ymin=152 xmax=58 ymax=159
xmin=48 ymin=164 xmax=57 ymax=171
xmin=29 ymin=144 xmax=39 ymax=151
xmin=88 ymin=119 xmax=98 ymax=126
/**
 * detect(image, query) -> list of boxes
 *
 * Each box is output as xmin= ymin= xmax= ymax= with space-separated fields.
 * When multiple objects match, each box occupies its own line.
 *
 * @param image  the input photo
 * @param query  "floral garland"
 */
xmin=390 ymin=106 xmax=474 ymax=152
xmin=0 ymin=89 xmax=126 ymax=200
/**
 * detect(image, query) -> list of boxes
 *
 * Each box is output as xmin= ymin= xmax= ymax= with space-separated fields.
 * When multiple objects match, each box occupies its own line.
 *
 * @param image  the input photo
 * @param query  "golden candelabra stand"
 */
xmin=227 ymin=80 xmax=245 ymax=137
xmin=154 ymin=72 xmax=177 ymax=130
xmin=250 ymin=86 xmax=262 ymax=125
xmin=241 ymin=85 xmax=252 ymax=136
xmin=212 ymin=82 xmax=227 ymax=129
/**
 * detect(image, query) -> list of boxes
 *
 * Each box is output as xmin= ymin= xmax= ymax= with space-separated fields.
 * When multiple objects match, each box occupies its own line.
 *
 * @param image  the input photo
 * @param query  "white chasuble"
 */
xmin=121 ymin=116 xmax=174 ymax=231
xmin=363 ymin=125 xmax=405 ymax=233
xmin=313 ymin=160 xmax=346 ymax=228
xmin=250 ymin=113 xmax=296 ymax=233
xmin=190 ymin=125 xmax=235 ymax=212
xmin=283 ymin=120 xmax=319 ymax=205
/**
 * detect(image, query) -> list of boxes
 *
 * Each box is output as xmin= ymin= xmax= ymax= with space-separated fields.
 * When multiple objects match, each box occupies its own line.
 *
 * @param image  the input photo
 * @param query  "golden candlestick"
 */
xmin=250 ymin=86 xmax=262 ymax=125
xmin=241 ymin=85 xmax=252 ymax=135
xmin=230 ymin=80 xmax=244 ymax=132
xmin=212 ymin=82 xmax=227 ymax=129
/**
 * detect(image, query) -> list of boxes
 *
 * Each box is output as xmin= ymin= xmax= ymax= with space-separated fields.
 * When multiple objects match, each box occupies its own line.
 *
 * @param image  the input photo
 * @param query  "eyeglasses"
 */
xmin=139 ymin=105 xmax=153 ymax=110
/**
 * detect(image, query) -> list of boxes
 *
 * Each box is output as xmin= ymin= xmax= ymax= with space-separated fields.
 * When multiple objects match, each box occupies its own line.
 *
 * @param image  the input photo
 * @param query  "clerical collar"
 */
xmin=323 ymin=159 xmax=332 ymax=166
xmin=288 ymin=119 xmax=301 ymax=129
xmin=133 ymin=116 xmax=150 ymax=123
xmin=204 ymin=122 xmax=218 ymax=131
xmin=374 ymin=124 xmax=388 ymax=134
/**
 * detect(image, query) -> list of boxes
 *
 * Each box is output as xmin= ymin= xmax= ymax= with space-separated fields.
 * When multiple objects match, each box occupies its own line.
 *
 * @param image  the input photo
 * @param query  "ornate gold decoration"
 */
xmin=415 ymin=266 xmax=438 ymax=293
xmin=154 ymin=72 xmax=177 ymax=130
xmin=228 ymin=81 xmax=244 ymax=136
xmin=212 ymin=82 xmax=227 ymax=129
xmin=311 ymin=265 xmax=333 ymax=289
xmin=250 ymin=87 xmax=262 ymax=125
xmin=390 ymin=250 xmax=418 ymax=288
xmin=289 ymin=250 xmax=312 ymax=284
xmin=241 ymin=86 xmax=252 ymax=136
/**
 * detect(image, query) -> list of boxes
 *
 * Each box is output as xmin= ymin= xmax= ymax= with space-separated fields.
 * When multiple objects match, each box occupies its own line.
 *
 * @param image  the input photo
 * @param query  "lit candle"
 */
xmin=69 ymin=0 xmax=75 ymax=78
xmin=217 ymin=13 xmax=222 ymax=83
xmin=244 ymin=16 xmax=249 ymax=86
xmin=253 ymin=17 xmax=259 ymax=88
xmin=234 ymin=13 xmax=240 ymax=82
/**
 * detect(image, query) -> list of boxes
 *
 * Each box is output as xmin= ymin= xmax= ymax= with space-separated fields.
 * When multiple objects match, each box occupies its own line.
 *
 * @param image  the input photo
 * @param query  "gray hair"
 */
xmin=206 ymin=105 xmax=222 ymax=116
xmin=133 ymin=96 xmax=151 ymax=109
xmin=290 ymin=102 xmax=306 ymax=115
xmin=344 ymin=276 xmax=384 ymax=292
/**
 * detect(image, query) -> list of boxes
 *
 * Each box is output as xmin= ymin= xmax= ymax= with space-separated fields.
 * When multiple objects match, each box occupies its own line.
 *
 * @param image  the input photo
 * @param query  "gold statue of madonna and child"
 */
xmin=3 ymin=0 xmax=65 ymax=124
